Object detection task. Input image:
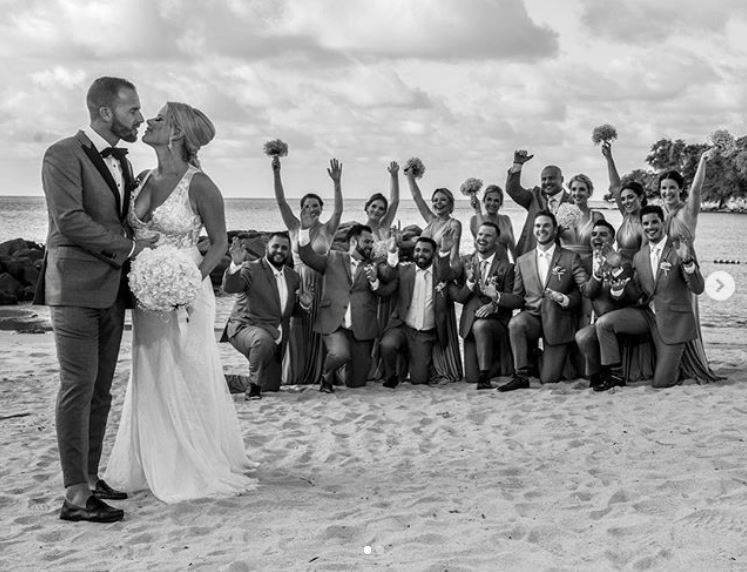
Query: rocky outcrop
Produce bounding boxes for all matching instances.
[0,239,44,304]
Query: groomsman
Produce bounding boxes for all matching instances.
[574,220,635,390]
[221,233,310,399]
[378,235,449,387]
[299,216,394,392]
[448,222,519,390]
[595,205,705,388]
[506,149,572,255]
[498,211,587,391]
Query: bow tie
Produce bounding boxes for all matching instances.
[100,147,128,160]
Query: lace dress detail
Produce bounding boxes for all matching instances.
[106,166,256,503]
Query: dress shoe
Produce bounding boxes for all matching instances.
[476,380,493,390]
[593,371,626,392]
[320,376,335,393]
[245,383,262,400]
[497,374,530,392]
[92,479,128,501]
[588,373,603,390]
[382,376,399,389]
[60,496,124,523]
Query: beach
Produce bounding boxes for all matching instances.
[1,292,746,570]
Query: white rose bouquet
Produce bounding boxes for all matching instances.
[128,245,202,313]
[403,157,426,179]
[707,129,737,157]
[459,177,483,197]
[555,202,583,230]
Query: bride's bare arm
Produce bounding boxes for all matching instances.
[272,156,300,231]
[380,161,400,229]
[190,173,228,279]
[602,142,625,214]
[406,171,435,222]
[324,158,343,237]
[686,151,709,229]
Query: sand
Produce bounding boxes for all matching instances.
[1,306,746,571]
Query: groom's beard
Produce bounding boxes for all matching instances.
[268,254,287,269]
[111,116,139,143]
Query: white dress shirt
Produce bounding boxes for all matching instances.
[271,264,288,344]
[648,235,668,314]
[536,243,556,286]
[405,265,435,331]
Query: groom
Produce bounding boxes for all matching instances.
[34,77,155,522]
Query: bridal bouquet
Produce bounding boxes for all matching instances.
[403,157,426,179]
[263,139,289,157]
[555,202,583,230]
[707,129,737,156]
[591,124,618,145]
[459,177,483,197]
[128,245,202,313]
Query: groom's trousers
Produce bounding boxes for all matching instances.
[50,297,126,488]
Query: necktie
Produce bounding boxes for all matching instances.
[651,245,661,278]
[480,260,490,287]
[101,147,129,160]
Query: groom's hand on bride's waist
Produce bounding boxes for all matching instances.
[132,235,159,257]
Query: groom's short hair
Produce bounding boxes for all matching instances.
[86,77,136,118]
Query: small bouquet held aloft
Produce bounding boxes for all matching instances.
[459,177,483,197]
[707,129,737,157]
[403,157,426,179]
[555,202,583,230]
[263,139,289,157]
[592,124,618,145]
[128,245,202,313]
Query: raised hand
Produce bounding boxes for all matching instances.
[300,209,315,230]
[440,226,457,254]
[601,141,612,159]
[513,149,534,165]
[327,158,342,183]
[387,161,399,175]
[592,248,605,277]
[271,156,281,172]
[387,227,400,253]
[228,236,251,265]
[364,263,378,284]
[470,193,481,213]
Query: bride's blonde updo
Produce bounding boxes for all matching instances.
[165,102,215,168]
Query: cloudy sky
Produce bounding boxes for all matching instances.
[2,0,746,199]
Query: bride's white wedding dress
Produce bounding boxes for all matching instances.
[105,165,256,503]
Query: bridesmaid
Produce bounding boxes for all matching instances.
[658,152,720,383]
[602,141,646,260]
[560,173,605,264]
[405,168,463,383]
[272,155,343,385]
[468,184,516,262]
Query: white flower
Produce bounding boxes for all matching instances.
[555,202,583,230]
[128,245,202,313]
[459,177,483,197]
[707,129,737,156]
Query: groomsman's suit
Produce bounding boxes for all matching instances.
[508,244,587,383]
[506,167,572,255]
[222,256,304,393]
[596,236,704,388]
[379,252,450,385]
[575,258,635,379]
[299,240,394,388]
[449,252,518,382]
[34,127,137,492]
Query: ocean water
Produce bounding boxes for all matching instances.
[1,195,745,338]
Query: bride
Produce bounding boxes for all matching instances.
[105,102,256,503]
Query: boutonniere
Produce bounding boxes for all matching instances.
[489,275,502,287]
[435,281,447,296]
[551,265,566,279]
[659,261,672,276]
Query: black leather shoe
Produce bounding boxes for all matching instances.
[60,496,124,523]
[92,479,127,501]
[497,374,530,392]
[588,373,603,390]
[476,381,493,390]
[382,376,399,389]
[245,383,262,400]
[320,377,335,393]
[593,372,626,392]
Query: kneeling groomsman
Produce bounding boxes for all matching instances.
[379,234,450,388]
[448,222,518,390]
[222,233,311,399]
[499,210,587,391]
[574,220,635,391]
[595,205,704,388]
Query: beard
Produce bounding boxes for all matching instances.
[268,253,288,268]
[111,115,139,143]
[356,245,372,260]
[415,256,433,269]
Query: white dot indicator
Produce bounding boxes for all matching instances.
[363,546,372,555]
[705,271,736,302]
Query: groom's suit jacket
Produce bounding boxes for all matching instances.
[511,246,587,345]
[616,241,704,345]
[34,130,135,308]
[220,257,303,345]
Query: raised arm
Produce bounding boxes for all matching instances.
[297,210,328,274]
[602,142,624,214]
[684,152,708,231]
[505,149,534,210]
[380,161,400,228]
[272,156,300,231]
[323,158,343,236]
[190,173,228,279]
[468,194,482,237]
[405,170,435,222]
